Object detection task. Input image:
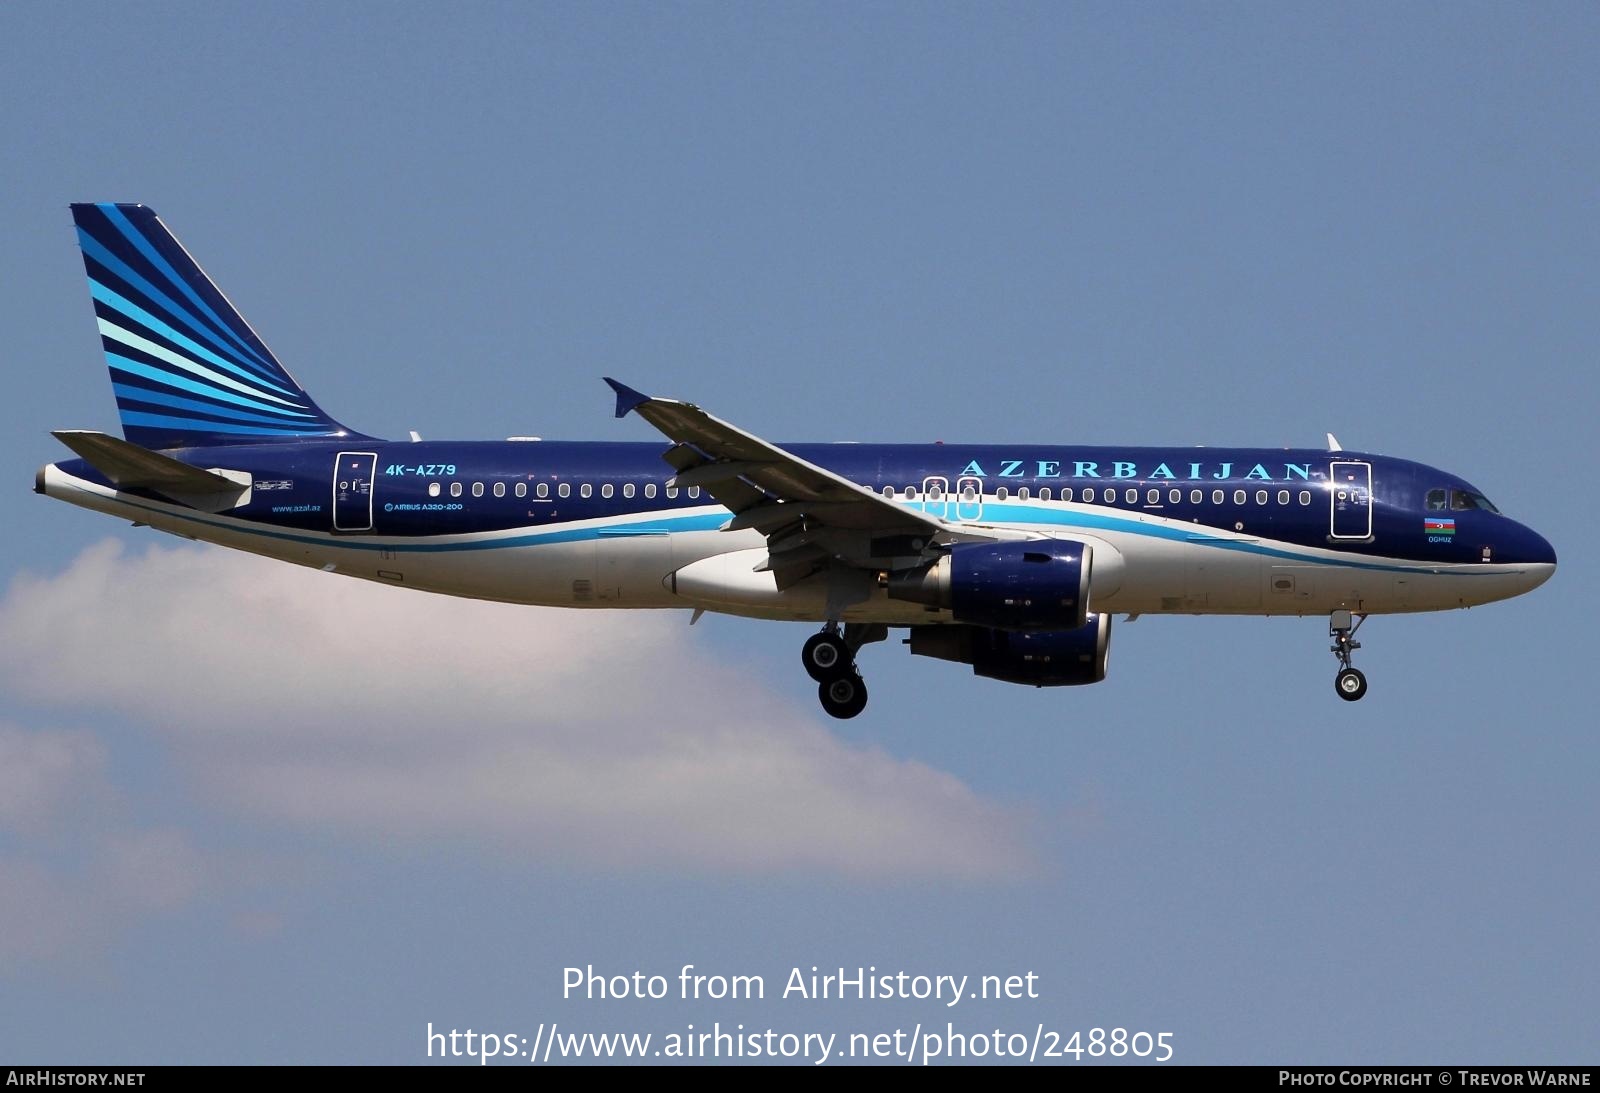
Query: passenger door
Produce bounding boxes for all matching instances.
[332,452,377,532]
[1329,461,1372,540]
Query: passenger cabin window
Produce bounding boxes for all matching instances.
[1124,488,1137,504]
[1018,487,1031,501]
[666,486,678,498]
[493,481,505,498]
[1299,490,1311,505]
[644,483,656,499]
[623,483,635,498]
[1169,489,1181,504]
[1212,490,1223,504]
[450,482,463,498]
[428,482,441,498]
[472,482,485,498]
[1061,487,1073,502]
[1038,487,1051,501]
[1255,490,1267,505]
[534,483,546,499]
[580,484,592,499]
[1233,490,1246,505]
[882,486,894,498]
[558,483,570,499]
[1190,489,1202,504]
[515,482,527,499]
[996,486,1009,501]
[601,484,613,499]
[688,486,701,499]
[1277,489,1289,504]
[1147,489,1160,505]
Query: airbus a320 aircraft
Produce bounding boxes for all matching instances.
[38,204,1557,718]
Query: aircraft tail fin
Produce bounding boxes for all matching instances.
[69,203,367,450]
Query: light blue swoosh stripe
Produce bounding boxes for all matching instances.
[974,502,1430,576]
[100,205,281,379]
[78,227,277,380]
[112,384,318,427]
[90,280,298,398]
[84,493,730,553]
[67,487,1512,579]
[119,410,332,438]
[106,353,313,417]
[99,319,306,409]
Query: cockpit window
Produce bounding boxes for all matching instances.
[1450,488,1499,514]
[1425,489,1448,511]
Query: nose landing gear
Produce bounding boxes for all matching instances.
[1329,609,1368,701]
[802,622,886,719]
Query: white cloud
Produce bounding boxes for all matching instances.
[0,540,1031,878]
[0,722,108,830]
[97,828,206,913]
[0,856,101,969]
[0,718,208,970]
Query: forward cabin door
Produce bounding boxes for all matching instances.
[333,451,377,532]
[1329,460,1372,540]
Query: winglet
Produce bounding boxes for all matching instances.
[604,377,651,419]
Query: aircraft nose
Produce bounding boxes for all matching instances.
[1514,523,1557,567]
[1501,521,1556,593]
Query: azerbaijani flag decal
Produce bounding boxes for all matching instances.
[1424,517,1456,536]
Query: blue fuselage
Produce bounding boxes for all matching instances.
[43,439,1556,623]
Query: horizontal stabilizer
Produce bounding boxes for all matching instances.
[53,430,245,500]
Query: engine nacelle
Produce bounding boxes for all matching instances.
[908,614,1113,687]
[886,540,1092,630]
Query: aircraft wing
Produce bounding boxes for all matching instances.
[605,379,1016,588]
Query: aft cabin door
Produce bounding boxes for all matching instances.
[1329,460,1372,540]
[333,452,377,532]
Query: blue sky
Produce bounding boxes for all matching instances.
[2,2,1596,1064]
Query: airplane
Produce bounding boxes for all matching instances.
[36,203,1557,719]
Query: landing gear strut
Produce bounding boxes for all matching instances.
[803,622,886,719]
[1329,609,1368,702]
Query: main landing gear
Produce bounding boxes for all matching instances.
[802,623,886,720]
[1329,609,1369,702]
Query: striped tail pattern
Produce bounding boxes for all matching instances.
[70,203,363,450]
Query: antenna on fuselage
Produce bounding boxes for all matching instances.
[1326,432,1343,452]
